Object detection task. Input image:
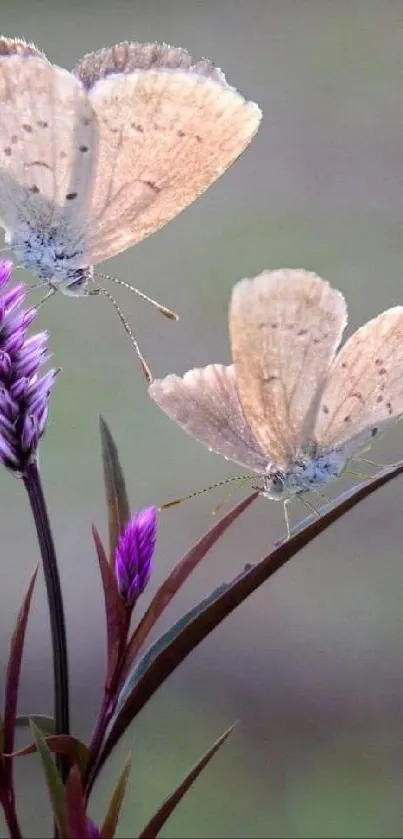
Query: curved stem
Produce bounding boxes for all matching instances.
[23,460,70,778]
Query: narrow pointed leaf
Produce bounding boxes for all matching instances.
[121,492,259,682]
[6,734,89,773]
[114,579,233,722]
[138,724,235,838]
[30,720,68,838]
[99,753,131,839]
[16,714,55,735]
[99,416,131,562]
[92,525,127,685]
[3,568,38,787]
[65,765,91,839]
[94,462,403,781]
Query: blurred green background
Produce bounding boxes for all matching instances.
[1,1,403,836]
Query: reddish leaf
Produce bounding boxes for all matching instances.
[99,753,131,838]
[65,765,91,839]
[99,416,131,563]
[121,491,259,682]
[2,567,38,786]
[6,734,89,774]
[138,724,235,838]
[94,461,403,781]
[93,526,127,685]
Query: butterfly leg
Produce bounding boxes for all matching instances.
[89,286,153,383]
[35,285,57,310]
[283,499,292,540]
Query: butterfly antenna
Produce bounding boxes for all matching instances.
[159,474,255,511]
[92,284,153,384]
[96,271,179,321]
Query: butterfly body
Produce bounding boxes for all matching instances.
[260,448,347,501]
[5,223,92,294]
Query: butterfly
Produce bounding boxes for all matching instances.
[148,268,403,536]
[0,37,261,371]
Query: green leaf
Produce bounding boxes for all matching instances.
[138,724,235,838]
[29,719,68,838]
[16,714,55,736]
[121,491,259,681]
[100,753,132,839]
[99,416,131,562]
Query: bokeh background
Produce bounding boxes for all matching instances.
[1,1,403,836]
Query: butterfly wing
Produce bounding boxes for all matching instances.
[229,269,348,468]
[148,363,269,472]
[72,42,261,264]
[0,48,97,238]
[314,307,403,457]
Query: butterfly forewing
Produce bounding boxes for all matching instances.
[229,269,347,467]
[75,55,261,264]
[315,306,403,457]
[148,363,269,472]
[0,54,98,235]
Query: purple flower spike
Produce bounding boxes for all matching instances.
[0,261,58,474]
[115,507,157,608]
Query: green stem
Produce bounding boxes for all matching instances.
[23,460,70,780]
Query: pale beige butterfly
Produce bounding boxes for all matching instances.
[0,37,261,373]
[149,269,403,537]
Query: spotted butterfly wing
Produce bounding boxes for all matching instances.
[314,306,403,458]
[229,269,347,468]
[72,42,262,265]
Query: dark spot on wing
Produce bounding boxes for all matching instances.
[376,394,383,403]
[351,391,363,402]
[177,129,186,138]
[195,135,202,143]
[11,135,17,144]
[378,367,387,376]
[141,180,161,194]
[29,185,40,194]
[343,415,351,423]
[22,123,33,133]
[60,151,67,159]
[131,122,144,133]
[341,362,347,369]
[271,323,278,329]
[297,328,308,336]
[371,427,378,437]
[82,117,92,126]
[4,147,11,156]
[322,404,329,414]
[263,375,279,384]
[375,358,383,366]
[386,401,393,415]
[79,145,89,152]
[313,337,321,344]
[66,192,77,200]
[37,120,48,128]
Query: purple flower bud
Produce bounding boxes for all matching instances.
[115,507,157,608]
[0,261,58,474]
[86,819,100,838]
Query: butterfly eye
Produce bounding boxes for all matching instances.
[261,473,285,500]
